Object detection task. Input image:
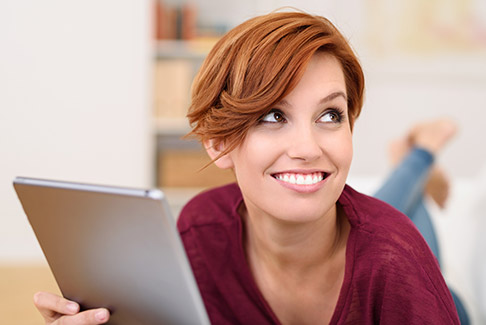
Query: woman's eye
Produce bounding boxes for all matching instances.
[318,110,342,123]
[261,110,285,123]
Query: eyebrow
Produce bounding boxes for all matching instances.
[277,91,347,107]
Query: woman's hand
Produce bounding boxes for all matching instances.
[34,292,110,324]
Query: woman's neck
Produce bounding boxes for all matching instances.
[240,202,349,275]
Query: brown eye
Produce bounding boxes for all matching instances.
[318,110,343,123]
[261,110,286,123]
[273,112,284,122]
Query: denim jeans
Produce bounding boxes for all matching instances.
[374,147,470,324]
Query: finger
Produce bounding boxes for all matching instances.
[34,291,79,321]
[57,308,110,325]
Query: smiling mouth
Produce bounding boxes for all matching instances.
[272,172,327,185]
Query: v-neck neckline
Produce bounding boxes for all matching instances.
[231,185,358,324]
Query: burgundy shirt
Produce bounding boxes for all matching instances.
[177,183,459,324]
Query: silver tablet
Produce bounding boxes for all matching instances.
[13,177,210,325]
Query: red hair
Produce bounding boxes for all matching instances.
[187,11,365,156]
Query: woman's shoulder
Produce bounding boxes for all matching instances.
[340,184,419,238]
[340,185,438,273]
[338,186,459,324]
[177,182,242,233]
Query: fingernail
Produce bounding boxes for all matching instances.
[67,302,78,313]
[96,310,108,321]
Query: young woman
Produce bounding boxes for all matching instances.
[34,11,460,324]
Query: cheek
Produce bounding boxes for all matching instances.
[326,132,353,169]
[230,133,276,175]
[343,137,353,166]
[239,131,280,160]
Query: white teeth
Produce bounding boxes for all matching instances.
[296,175,305,185]
[275,172,324,185]
[304,175,313,185]
[289,174,296,184]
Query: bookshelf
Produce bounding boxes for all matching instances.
[155,39,211,60]
[152,2,235,191]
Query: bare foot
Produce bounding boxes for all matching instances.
[410,118,458,154]
[387,118,458,209]
[425,167,450,209]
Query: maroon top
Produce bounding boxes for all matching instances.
[177,183,459,324]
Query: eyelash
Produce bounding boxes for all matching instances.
[321,108,344,123]
[259,108,345,124]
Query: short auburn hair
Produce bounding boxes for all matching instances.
[187,11,364,156]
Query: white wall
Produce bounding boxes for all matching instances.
[0,0,152,261]
[352,56,486,178]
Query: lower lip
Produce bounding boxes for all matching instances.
[273,176,328,193]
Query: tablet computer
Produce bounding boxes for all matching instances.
[13,176,210,325]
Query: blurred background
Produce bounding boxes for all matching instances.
[1,0,485,323]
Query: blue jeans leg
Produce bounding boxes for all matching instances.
[407,199,441,266]
[450,287,470,325]
[374,147,433,215]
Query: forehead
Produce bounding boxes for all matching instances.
[306,52,345,83]
[280,52,347,102]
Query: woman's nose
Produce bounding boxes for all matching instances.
[286,126,322,162]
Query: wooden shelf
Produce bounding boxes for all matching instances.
[153,37,222,189]
[153,117,191,136]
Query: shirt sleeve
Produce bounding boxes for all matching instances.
[375,239,460,324]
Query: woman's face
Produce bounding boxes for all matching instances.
[216,52,353,224]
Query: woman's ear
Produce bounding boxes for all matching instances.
[204,139,234,169]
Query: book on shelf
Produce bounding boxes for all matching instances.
[154,59,192,119]
[154,0,197,41]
